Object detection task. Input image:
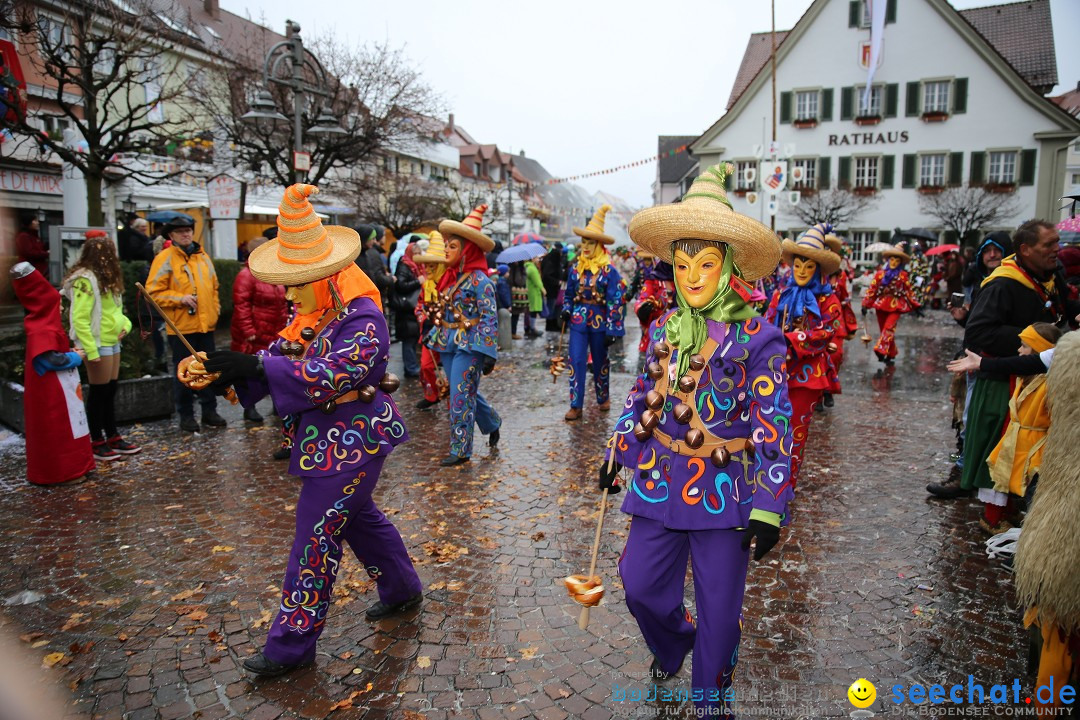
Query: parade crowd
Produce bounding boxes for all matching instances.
[10,163,1080,715]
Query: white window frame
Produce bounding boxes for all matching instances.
[919,153,946,188]
[856,84,883,117]
[795,90,819,121]
[735,160,756,191]
[850,230,877,266]
[923,80,951,114]
[792,158,817,189]
[854,156,880,189]
[987,150,1018,185]
[37,15,72,63]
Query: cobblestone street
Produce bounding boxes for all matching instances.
[0,313,1030,720]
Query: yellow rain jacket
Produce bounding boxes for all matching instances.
[987,374,1049,497]
[145,243,220,335]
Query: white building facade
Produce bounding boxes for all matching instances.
[691,0,1080,264]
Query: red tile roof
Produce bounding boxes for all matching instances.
[726,31,790,111]
[958,0,1058,94]
[1051,85,1080,118]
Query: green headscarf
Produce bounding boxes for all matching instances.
[665,244,759,378]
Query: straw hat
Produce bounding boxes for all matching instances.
[823,232,844,256]
[248,184,361,285]
[882,243,911,263]
[573,205,615,244]
[440,205,495,253]
[781,223,841,277]
[414,230,447,264]
[628,163,780,282]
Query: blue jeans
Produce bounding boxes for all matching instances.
[168,332,217,419]
[400,339,420,376]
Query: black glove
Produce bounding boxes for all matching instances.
[482,356,496,376]
[598,460,623,494]
[861,306,869,317]
[605,335,618,347]
[203,351,260,386]
[740,520,780,561]
[561,310,572,326]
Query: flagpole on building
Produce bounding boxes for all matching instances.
[770,0,777,232]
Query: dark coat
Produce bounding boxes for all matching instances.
[230,267,288,354]
[357,247,392,302]
[118,228,153,262]
[393,260,422,340]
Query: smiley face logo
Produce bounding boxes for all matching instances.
[848,678,876,709]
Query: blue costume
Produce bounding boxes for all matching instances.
[565,263,625,409]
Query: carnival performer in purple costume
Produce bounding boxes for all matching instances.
[203,184,422,677]
[602,164,793,717]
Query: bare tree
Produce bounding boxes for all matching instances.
[353,171,450,239]
[917,184,1022,241]
[201,34,442,189]
[788,188,879,228]
[0,0,199,224]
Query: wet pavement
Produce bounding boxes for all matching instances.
[0,311,1032,719]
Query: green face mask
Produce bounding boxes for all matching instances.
[665,244,759,378]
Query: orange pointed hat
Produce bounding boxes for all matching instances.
[248,184,361,285]
[439,204,495,253]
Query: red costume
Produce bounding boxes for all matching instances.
[12,266,95,484]
[826,269,859,393]
[230,266,288,354]
[861,255,920,363]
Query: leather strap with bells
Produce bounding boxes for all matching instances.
[638,335,753,468]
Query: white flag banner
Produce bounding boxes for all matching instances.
[861,0,887,114]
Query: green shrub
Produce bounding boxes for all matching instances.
[213,259,242,320]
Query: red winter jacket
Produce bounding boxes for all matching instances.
[230,266,288,354]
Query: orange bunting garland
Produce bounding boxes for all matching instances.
[546,145,688,185]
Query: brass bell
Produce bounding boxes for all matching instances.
[645,390,665,411]
[653,340,671,358]
[647,362,664,380]
[379,373,401,393]
[300,327,316,342]
[744,444,756,461]
[673,403,692,425]
[640,409,659,431]
[684,428,705,449]
[678,375,697,394]
[358,385,377,403]
[633,422,652,442]
[282,341,304,358]
[688,354,706,372]
[711,447,731,468]
[320,399,336,415]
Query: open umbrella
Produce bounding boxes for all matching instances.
[924,243,960,256]
[1057,216,1080,233]
[512,231,546,245]
[864,242,896,254]
[901,227,939,242]
[496,243,546,264]
[146,210,194,224]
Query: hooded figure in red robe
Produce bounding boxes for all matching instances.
[11,262,95,484]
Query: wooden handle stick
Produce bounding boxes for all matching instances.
[578,445,617,630]
[136,283,200,357]
[552,320,568,384]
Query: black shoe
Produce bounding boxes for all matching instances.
[525,330,543,339]
[202,411,227,427]
[439,454,470,467]
[649,655,683,682]
[415,398,439,410]
[179,416,199,433]
[926,465,972,499]
[366,592,423,620]
[814,401,825,413]
[489,428,500,448]
[244,407,264,423]
[242,650,306,678]
[884,357,895,366]
[272,446,291,461]
[823,392,834,408]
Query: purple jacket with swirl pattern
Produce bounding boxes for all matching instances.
[237,296,408,478]
[612,310,794,531]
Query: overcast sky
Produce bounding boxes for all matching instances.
[220,0,1079,208]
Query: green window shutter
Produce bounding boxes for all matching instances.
[884,84,899,118]
[953,78,968,114]
[906,81,921,117]
[849,0,860,27]
[780,92,792,124]
[878,230,892,245]
[881,155,895,189]
[885,0,897,23]
[817,157,831,189]
[841,87,854,121]
[821,88,834,122]
[970,152,986,185]
[838,156,852,189]
[724,166,735,191]
[1019,148,1037,186]
[948,152,964,186]
[902,154,917,188]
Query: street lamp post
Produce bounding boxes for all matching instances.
[241,20,347,185]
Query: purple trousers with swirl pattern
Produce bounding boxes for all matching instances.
[263,458,423,665]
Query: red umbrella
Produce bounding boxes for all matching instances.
[925,244,960,256]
